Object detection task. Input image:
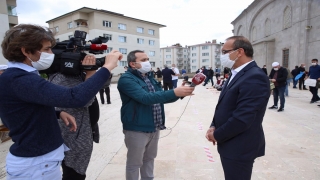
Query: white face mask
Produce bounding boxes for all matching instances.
[273,68,279,71]
[136,61,151,74]
[220,50,238,69]
[28,52,55,70]
[312,63,317,66]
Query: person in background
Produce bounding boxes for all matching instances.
[162,65,175,90]
[181,68,186,78]
[291,65,299,88]
[298,63,308,90]
[215,67,221,80]
[268,62,288,112]
[99,73,113,104]
[155,67,162,83]
[307,59,320,104]
[285,67,293,96]
[0,24,121,179]
[203,66,214,86]
[171,64,180,88]
[262,65,267,75]
[117,50,194,180]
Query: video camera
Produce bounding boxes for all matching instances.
[39,30,108,76]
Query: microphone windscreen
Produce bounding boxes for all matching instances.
[90,44,108,50]
[191,73,206,85]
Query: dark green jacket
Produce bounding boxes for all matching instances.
[117,68,179,132]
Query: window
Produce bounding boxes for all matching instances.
[149,51,155,56]
[148,29,155,35]
[149,40,155,46]
[184,49,187,52]
[137,38,144,44]
[202,46,208,50]
[119,61,127,66]
[118,23,126,30]
[202,59,209,63]
[192,66,196,69]
[166,55,171,58]
[119,36,127,43]
[103,34,112,41]
[103,20,112,27]
[137,27,144,33]
[283,6,292,29]
[282,49,289,68]
[67,22,73,29]
[166,61,171,64]
[192,53,196,57]
[119,48,127,54]
[202,53,209,56]
[166,49,171,52]
[54,26,59,33]
[7,5,17,16]
[192,47,196,50]
[192,59,196,63]
[184,55,187,58]
[104,47,113,54]
[55,38,60,42]
[68,35,73,39]
[150,62,155,67]
[265,19,271,37]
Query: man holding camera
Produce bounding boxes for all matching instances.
[117,50,194,180]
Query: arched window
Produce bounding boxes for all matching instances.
[252,26,257,41]
[265,18,271,36]
[283,6,292,29]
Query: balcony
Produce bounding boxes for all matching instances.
[177,52,183,55]
[177,63,184,67]
[177,58,183,61]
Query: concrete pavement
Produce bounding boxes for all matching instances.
[0,81,320,180]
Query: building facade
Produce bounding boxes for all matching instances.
[160,44,189,72]
[231,0,320,72]
[0,0,18,64]
[47,7,165,75]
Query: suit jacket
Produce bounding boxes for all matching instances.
[269,67,288,87]
[210,61,269,161]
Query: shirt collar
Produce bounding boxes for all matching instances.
[232,60,254,75]
[7,61,39,75]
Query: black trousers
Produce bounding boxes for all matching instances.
[309,86,320,101]
[163,81,173,91]
[99,87,110,104]
[299,79,306,89]
[220,156,254,180]
[62,160,86,180]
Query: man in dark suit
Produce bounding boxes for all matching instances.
[161,65,176,90]
[268,62,288,112]
[205,36,269,180]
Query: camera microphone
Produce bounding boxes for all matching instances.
[88,44,108,51]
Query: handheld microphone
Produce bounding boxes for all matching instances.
[189,73,206,87]
[88,44,108,51]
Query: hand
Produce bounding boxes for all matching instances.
[173,85,195,97]
[60,111,77,132]
[206,127,216,145]
[318,78,320,81]
[103,50,123,71]
[271,79,276,83]
[82,55,96,66]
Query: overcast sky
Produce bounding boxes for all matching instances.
[16,0,254,47]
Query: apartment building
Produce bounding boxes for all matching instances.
[160,44,189,72]
[0,0,18,64]
[188,40,222,73]
[46,7,165,75]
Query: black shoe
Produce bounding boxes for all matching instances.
[277,108,284,112]
[303,88,308,90]
[101,102,104,104]
[318,105,320,107]
[268,105,278,109]
[310,101,316,104]
[107,102,111,104]
[293,87,297,89]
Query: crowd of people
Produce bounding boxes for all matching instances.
[0,24,319,180]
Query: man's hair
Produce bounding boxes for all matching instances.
[226,36,253,58]
[1,24,56,62]
[295,65,298,68]
[127,50,144,67]
[312,59,318,62]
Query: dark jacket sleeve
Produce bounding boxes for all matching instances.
[276,68,288,83]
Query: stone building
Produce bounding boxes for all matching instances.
[231,0,320,72]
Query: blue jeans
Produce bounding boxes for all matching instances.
[172,79,178,89]
[285,79,291,96]
[204,77,214,86]
[293,78,298,88]
[273,86,286,108]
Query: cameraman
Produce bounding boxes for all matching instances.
[0,24,122,179]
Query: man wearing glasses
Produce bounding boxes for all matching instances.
[205,36,269,180]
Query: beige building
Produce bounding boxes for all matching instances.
[46,7,165,75]
[0,0,18,64]
[160,44,189,72]
[188,40,222,73]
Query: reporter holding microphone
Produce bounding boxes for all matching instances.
[0,24,122,179]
